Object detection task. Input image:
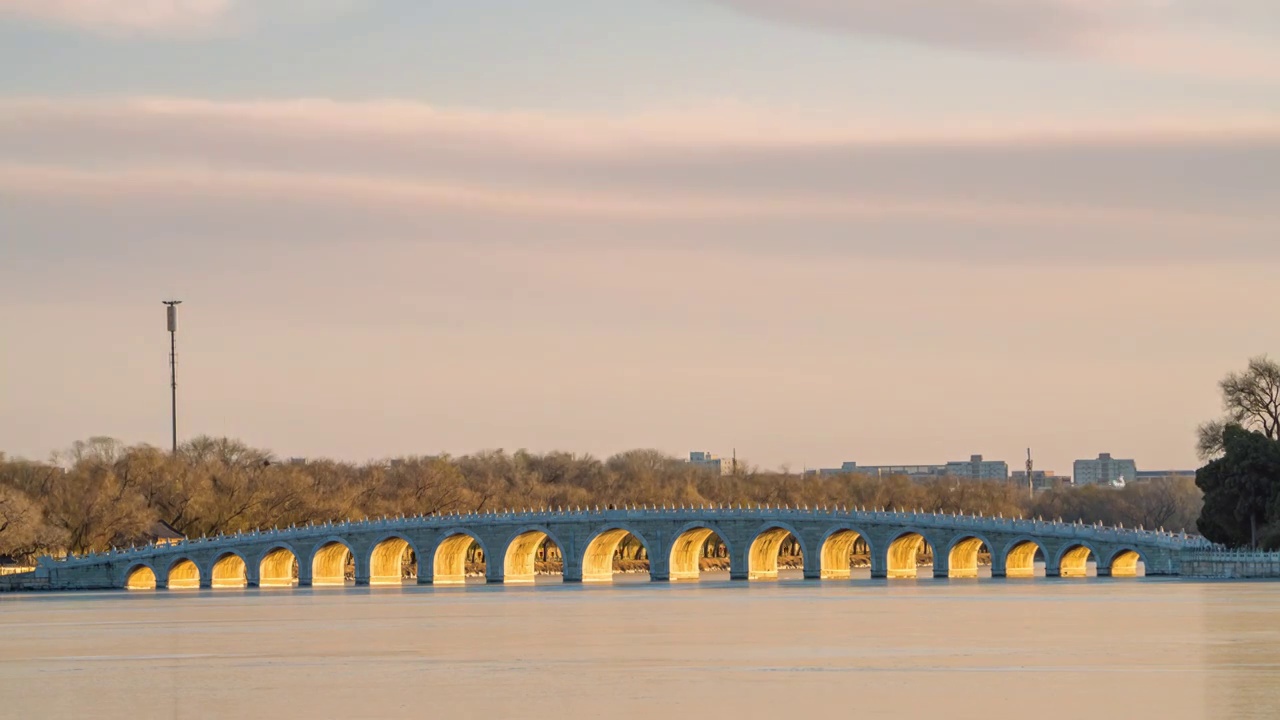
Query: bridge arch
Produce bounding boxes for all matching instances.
[668,521,732,581]
[124,563,158,590]
[748,522,808,581]
[819,525,873,580]
[212,550,248,588]
[582,524,651,583]
[1002,537,1045,578]
[886,530,933,579]
[1107,547,1147,578]
[1056,542,1100,578]
[432,530,488,586]
[503,526,565,584]
[257,543,300,587]
[368,534,419,585]
[946,533,995,579]
[166,556,201,589]
[309,537,356,586]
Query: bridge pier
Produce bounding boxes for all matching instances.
[562,557,584,583]
[485,563,504,584]
[931,551,951,579]
[802,552,822,581]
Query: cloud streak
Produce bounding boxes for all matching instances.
[709,0,1280,79]
[2,96,1277,263]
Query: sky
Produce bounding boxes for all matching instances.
[2,1,1279,474]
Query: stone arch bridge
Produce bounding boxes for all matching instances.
[33,506,1209,591]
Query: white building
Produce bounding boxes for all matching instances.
[689,451,732,475]
[1073,453,1138,487]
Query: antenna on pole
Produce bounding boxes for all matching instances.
[1026,448,1034,500]
[163,300,182,453]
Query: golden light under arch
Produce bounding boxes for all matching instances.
[369,536,416,585]
[124,564,156,590]
[668,525,727,581]
[886,532,932,579]
[433,532,485,585]
[503,529,561,584]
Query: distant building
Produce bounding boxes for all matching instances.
[807,462,947,480]
[808,455,1008,482]
[943,454,1009,481]
[1010,469,1070,491]
[689,451,732,475]
[1073,453,1138,487]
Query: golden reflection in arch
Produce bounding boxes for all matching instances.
[125,565,157,590]
[434,533,483,585]
[311,541,353,586]
[669,527,724,581]
[504,531,560,584]
[212,553,247,588]
[167,558,200,589]
[582,528,645,583]
[1006,541,1042,578]
[887,533,931,579]
[259,547,299,587]
[748,527,800,581]
[947,537,988,579]
[819,529,864,580]
[1060,545,1093,578]
[1110,549,1143,578]
[370,537,415,585]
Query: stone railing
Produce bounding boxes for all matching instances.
[1178,548,1280,579]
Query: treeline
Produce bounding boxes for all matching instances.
[0,436,1203,563]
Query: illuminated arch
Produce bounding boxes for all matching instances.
[503,527,564,584]
[167,557,200,589]
[310,539,355,586]
[124,563,157,590]
[668,522,731,581]
[819,527,871,580]
[369,535,418,585]
[1056,542,1099,578]
[258,544,299,587]
[432,531,487,585]
[1108,547,1146,578]
[1003,538,1044,578]
[582,525,651,583]
[212,551,248,588]
[887,531,932,579]
[747,523,807,581]
[946,534,993,579]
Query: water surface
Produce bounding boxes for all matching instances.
[2,574,1277,719]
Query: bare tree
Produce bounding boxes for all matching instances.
[1198,356,1280,458]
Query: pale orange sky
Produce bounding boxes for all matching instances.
[3,2,1278,473]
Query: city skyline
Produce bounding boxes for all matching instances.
[3,1,1278,474]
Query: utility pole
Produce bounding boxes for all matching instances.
[163,300,182,453]
[1026,448,1034,500]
